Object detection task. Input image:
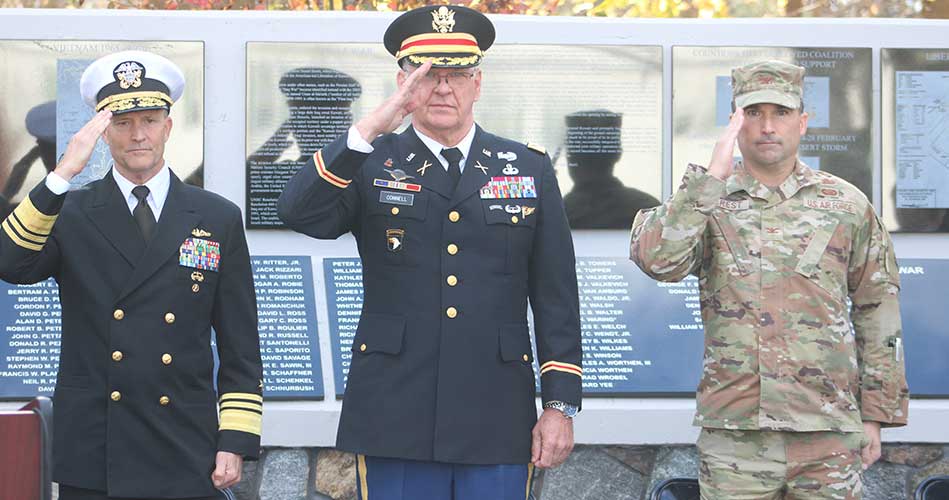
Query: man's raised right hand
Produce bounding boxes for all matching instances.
[354,61,432,142]
[53,109,112,182]
[707,107,743,181]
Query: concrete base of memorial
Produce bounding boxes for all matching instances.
[52,443,949,500]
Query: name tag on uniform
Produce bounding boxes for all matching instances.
[379,190,414,206]
[179,238,221,272]
[805,198,856,214]
[373,178,422,192]
[718,198,750,211]
[479,176,537,199]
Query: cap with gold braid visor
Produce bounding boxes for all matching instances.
[80,50,184,115]
[384,5,495,69]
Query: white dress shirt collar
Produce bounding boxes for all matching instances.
[414,124,477,172]
[112,164,171,221]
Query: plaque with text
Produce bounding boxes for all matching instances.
[0,40,205,214]
[246,43,662,230]
[0,256,323,400]
[881,48,949,232]
[321,257,949,397]
[323,257,705,396]
[672,46,872,201]
[252,256,324,399]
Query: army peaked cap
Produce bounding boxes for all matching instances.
[384,5,495,69]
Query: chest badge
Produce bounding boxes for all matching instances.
[482,148,491,157]
[416,160,432,176]
[474,161,489,175]
[497,151,517,162]
[502,164,519,175]
[385,168,414,181]
[191,228,211,238]
[405,153,416,162]
[386,229,404,252]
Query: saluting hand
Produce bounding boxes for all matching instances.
[211,450,243,489]
[53,109,113,182]
[354,61,433,142]
[531,408,575,469]
[707,107,744,181]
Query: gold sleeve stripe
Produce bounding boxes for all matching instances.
[540,361,582,377]
[400,32,478,46]
[13,197,57,235]
[3,219,44,251]
[219,408,262,436]
[219,392,263,403]
[357,454,369,500]
[524,463,535,500]
[313,150,351,189]
[220,400,263,413]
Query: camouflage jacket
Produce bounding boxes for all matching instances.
[630,161,909,432]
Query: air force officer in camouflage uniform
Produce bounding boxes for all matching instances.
[630,61,908,499]
[279,6,582,499]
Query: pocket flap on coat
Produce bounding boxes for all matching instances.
[352,312,406,355]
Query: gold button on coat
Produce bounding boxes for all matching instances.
[112,351,123,362]
[391,207,400,215]
[159,396,170,406]
[511,216,519,224]
[113,309,124,320]
[162,354,172,365]
[522,354,529,362]
[359,344,367,352]
[446,307,457,318]
[110,391,121,402]
[447,244,458,255]
[164,312,175,324]
[448,211,460,222]
[446,275,458,286]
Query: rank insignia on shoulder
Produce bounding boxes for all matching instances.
[191,228,211,238]
[179,238,221,272]
[386,228,404,252]
[479,176,537,199]
[526,142,546,155]
[374,178,422,192]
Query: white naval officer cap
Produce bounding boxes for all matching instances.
[79,50,185,115]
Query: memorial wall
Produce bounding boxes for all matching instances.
[0,12,947,443]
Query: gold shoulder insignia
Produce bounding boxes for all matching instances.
[526,142,546,155]
[192,228,212,238]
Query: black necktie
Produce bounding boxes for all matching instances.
[441,147,463,190]
[132,185,155,241]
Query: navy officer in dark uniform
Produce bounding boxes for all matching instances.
[278,5,582,499]
[0,51,262,499]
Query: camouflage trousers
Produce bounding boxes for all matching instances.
[697,428,864,500]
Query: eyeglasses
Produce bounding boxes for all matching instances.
[412,70,477,89]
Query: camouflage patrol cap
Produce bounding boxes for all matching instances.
[731,60,805,109]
